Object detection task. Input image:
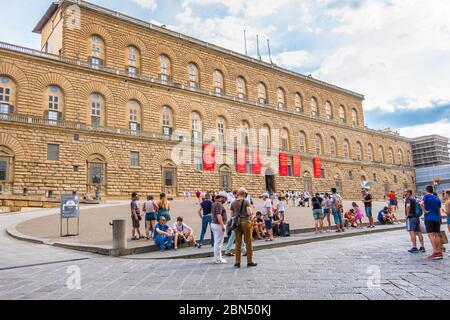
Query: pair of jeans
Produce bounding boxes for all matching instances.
[235,219,253,264]
[211,223,225,262]
[154,234,173,251]
[225,230,246,254]
[198,215,214,246]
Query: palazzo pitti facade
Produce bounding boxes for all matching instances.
[0,0,415,199]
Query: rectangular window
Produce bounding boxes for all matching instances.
[47,144,59,161]
[194,154,203,171]
[164,169,174,187]
[373,173,377,181]
[130,151,140,167]
[48,110,59,121]
[90,163,102,185]
[0,159,8,180]
[320,168,325,179]
[0,104,9,114]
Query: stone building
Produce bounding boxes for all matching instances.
[0,0,415,199]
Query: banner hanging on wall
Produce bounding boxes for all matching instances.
[279,152,288,176]
[237,147,247,173]
[293,155,301,177]
[313,157,322,178]
[252,149,262,174]
[203,144,215,171]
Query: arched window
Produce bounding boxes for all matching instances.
[213,70,224,95]
[159,54,171,82]
[295,93,303,113]
[339,105,346,123]
[325,101,333,120]
[367,144,374,161]
[281,128,289,150]
[89,93,105,127]
[237,76,247,100]
[351,108,358,126]
[258,82,267,104]
[329,137,337,157]
[299,131,307,153]
[260,124,271,150]
[241,120,250,146]
[0,76,16,114]
[44,85,64,121]
[126,45,140,74]
[388,147,394,164]
[277,87,286,110]
[378,146,385,163]
[315,134,322,155]
[343,139,350,159]
[311,97,318,118]
[191,111,202,142]
[398,149,404,166]
[162,105,173,136]
[89,34,105,67]
[188,63,199,89]
[355,141,362,160]
[127,100,141,131]
[216,116,226,143]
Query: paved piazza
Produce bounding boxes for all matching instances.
[1,209,450,300]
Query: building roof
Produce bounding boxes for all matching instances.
[33,0,365,100]
[411,134,449,142]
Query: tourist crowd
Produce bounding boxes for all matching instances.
[129,184,450,265]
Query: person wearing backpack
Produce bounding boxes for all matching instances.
[404,190,425,253]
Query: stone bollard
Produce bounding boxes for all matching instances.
[110,219,127,251]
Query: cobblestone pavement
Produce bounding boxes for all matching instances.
[1,211,450,300]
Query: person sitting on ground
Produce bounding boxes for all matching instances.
[154,216,174,252]
[352,202,364,229]
[377,207,394,225]
[344,209,357,228]
[172,216,195,250]
[252,211,265,240]
[272,209,282,237]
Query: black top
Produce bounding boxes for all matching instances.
[312,197,323,210]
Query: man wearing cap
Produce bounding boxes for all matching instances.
[230,187,257,268]
[211,191,228,263]
[261,192,274,241]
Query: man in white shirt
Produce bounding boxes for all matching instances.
[261,193,274,241]
[172,216,195,250]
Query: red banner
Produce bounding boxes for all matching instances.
[237,147,246,173]
[293,155,301,177]
[203,144,215,171]
[279,152,288,176]
[314,157,322,178]
[252,150,262,174]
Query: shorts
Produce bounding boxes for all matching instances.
[332,209,343,225]
[265,218,273,230]
[365,207,373,218]
[425,220,441,234]
[323,208,330,215]
[313,209,324,220]
[406,217,421,233]
[131,215,140,228]
[279,211,285,217]
[145,212,157,222]
[389,199,396,206]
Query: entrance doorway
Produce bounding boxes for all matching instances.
[265,168,275,192]
[303,171,312,193]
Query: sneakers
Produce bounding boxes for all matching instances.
[214,258,228,264]
[419,247,426,253]
[225,252,235,256]
[234,263,240,268]
[247,262,258,267]
[427,253,443,260]
[408,247,419,254]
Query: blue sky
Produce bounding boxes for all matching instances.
[1,0,449,138]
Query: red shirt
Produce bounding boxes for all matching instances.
[388,192,395,200]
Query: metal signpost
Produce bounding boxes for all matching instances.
[60,194,80,237]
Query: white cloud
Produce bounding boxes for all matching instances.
[130,0,157,11]
[398,119,450,140]
[272,50,315,69]
[314,0,450,111]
